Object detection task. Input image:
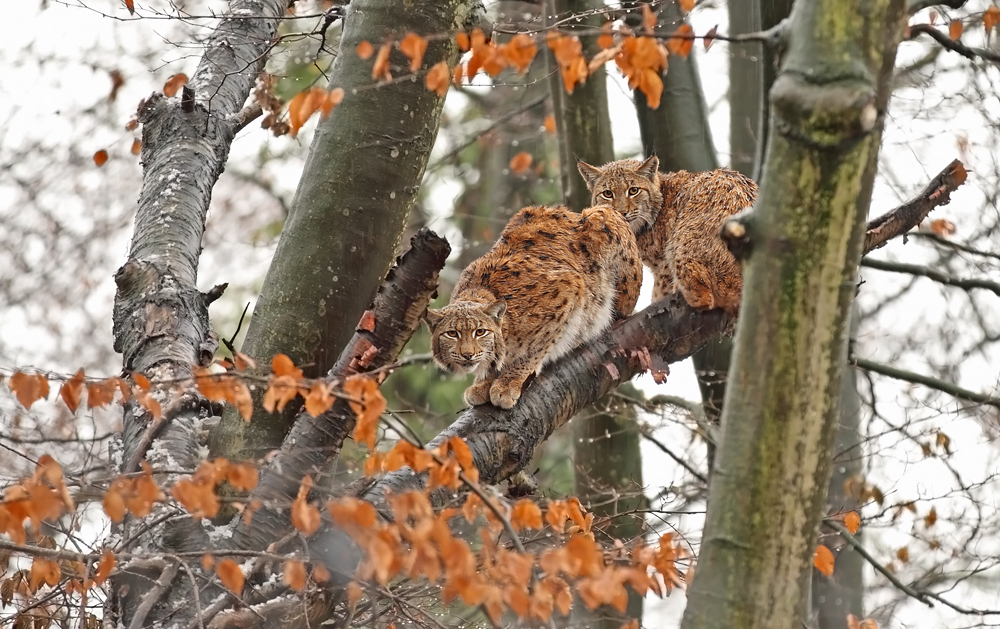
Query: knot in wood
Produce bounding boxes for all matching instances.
[771,73,878,148]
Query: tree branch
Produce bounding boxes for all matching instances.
[851,356,1000,409]
[862,158,967,253]
[907,0,967,15]
[908,23,1000,63]
[860,257,1000,297]
[232,229,450,554]
[128,560,181,629]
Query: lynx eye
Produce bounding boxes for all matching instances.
[443,331,459,339]
[474,328,489,337]
[601,190,613,199]
[628,187,640,196]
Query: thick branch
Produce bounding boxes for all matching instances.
[852,356,1000,408]
[232,229,450,555]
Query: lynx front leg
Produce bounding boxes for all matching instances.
[489,351,549,409]
[464,376,494,407]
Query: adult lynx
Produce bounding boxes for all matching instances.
[577,155,757,316]
[426,205,642,409]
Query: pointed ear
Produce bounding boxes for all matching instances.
[577,160,603,190]
[424,308,444,329]
[484,299,506,323]
[637,154,659,182]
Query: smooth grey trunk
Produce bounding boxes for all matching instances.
[107,0,289,625]
[729,0,764,176]
[754,0,796,181]
[680,0,907,626]
[210,0,482,463]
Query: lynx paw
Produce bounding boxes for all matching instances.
[464,381,492,406]
[489,380,522,409]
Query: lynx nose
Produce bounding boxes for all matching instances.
[461,352,474,360]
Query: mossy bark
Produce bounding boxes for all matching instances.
[680,0,907,627]
[209,0,482,463]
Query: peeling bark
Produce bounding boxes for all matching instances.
[107,0,290,625]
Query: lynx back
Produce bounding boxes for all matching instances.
[426,205,642,409]
[578,155,757,316]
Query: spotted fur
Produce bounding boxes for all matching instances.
[578,155,757,316]
[426,205,642,409]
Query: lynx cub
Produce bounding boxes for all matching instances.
[426,205,642,409]
[577,155,757,316]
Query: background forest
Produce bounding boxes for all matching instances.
[1,0,999,627]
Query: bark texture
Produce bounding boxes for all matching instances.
[108,0,290,625]
[210,0,483,463]
[680,0,909,627]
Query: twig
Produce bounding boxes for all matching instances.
[851,356,1000,409]
[232,102,264,134]
[909,23,1000,63]
[128,560,181,629]
[638,424,707,484]
[860,257,1000,297]
[907,0,968,15]
[429,95,548,172]
[908,231,1000,262]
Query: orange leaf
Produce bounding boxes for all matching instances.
[448,436,474,470]
[400,32,428,72]
[506,33,537,75]
[163,73,188,97]
[59,369,85,412]
[233,351,256,371]
[847,614,862,629]
[425,61,450,97]
[930,218,956,236]
[231,380,253,422]
[456,32,471,51]
[103,487,126,523]
[137,391,162,420]
[355,41,375,61]
[87,377,117,409]
[9,372,49,409]
[638,68,664,109]
[30,558,60,592]
[704,25,718,50]
[813,545,835,577]
[216,558,244,594]
[510,499,543,531]
[288,87,326,137]
[130,139,141,155]
[372,43,392,81]
[321,87,345,120]
[896,546,909,563]
[844,511,861,534]
[272,354,301,379]
[679,0,695,11]
[668,24,694,58]
[860,619,879,629]
[304,381,335,417]
[949,20,963,40]
[124,0,134,15]
[134,373,151,391]
[509,152,533,174]
[201,553,215,570]
[227,462,258,491]
[598,23,614,49]
[94,551,115,586]
[362,451,385,477]
[641,3,657,31]
[284,559,307,591]
[345,376,386,451]
[292,476,321,536]
[312,563,330,583]
[986,6,1000,34]
[93,150,109,167]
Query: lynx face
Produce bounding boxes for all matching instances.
[425,300,507,377]
[578,155,663,233]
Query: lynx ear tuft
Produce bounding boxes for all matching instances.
[424,308,444,329]
[484,299,506,323]
[577,160,603,190]
[637,154,659,182]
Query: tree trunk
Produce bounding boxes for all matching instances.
[729,0,763,176]
[754,0,797,181]
[680,0,907,626]
[107,0,291,625]
[209,0,482,463]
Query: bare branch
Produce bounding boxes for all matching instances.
[852,356,1000,409]
[909,23,1000,63]
[128,560,181,629]
[860,257,1000,297]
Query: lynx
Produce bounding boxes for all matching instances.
[426,205,642,409]
[577,155,757,316]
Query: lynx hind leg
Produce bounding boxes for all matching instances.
[464,377,493,407]
[581,206,643,318]
[671,256,718,312]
